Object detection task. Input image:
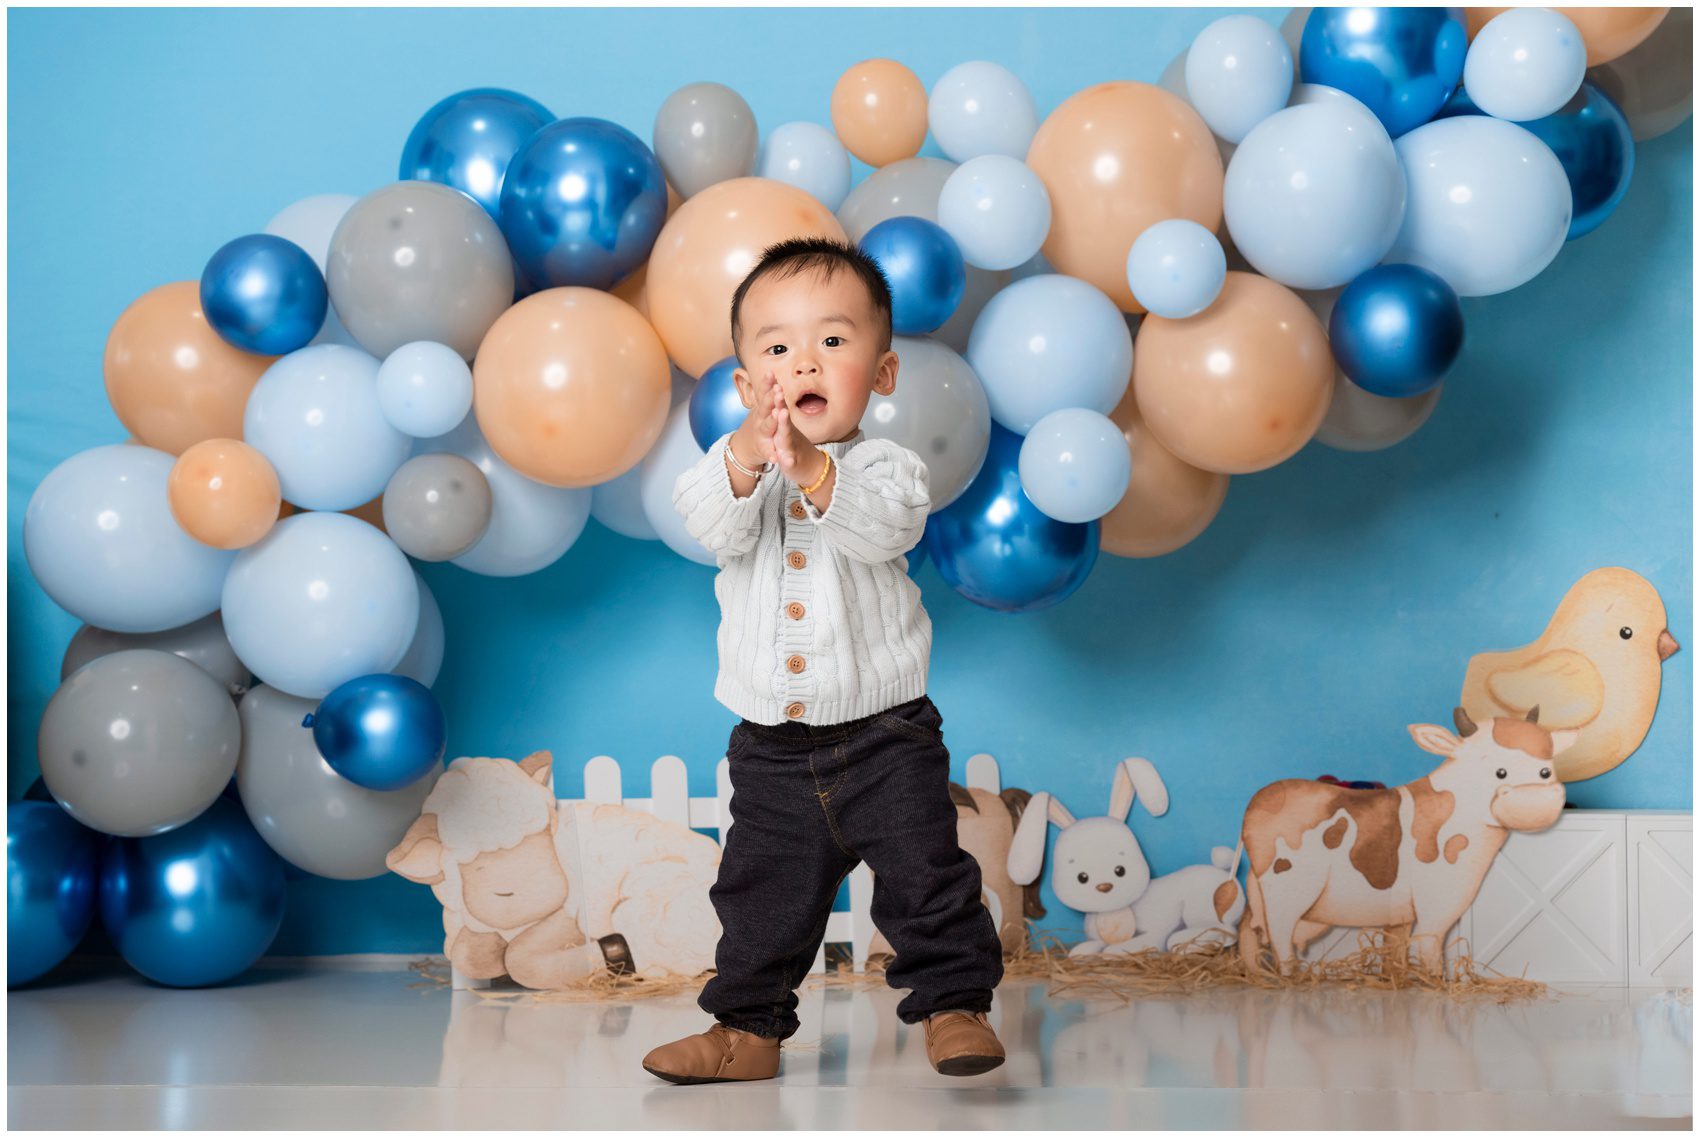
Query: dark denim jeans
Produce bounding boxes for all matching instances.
[698,694,1004,1040]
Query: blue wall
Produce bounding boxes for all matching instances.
[9,8,1691,955]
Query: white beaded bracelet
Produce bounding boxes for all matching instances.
[724,442,772,479]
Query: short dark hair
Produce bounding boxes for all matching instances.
[728,236,893,367]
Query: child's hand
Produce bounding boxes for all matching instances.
[733,372,779,469]
[769,382,826,488]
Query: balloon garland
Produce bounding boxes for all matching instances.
[13,9,1689,987]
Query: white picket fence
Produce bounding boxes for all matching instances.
[451,751,1004,990]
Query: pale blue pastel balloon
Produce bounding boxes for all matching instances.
[965,275,1132,435]
[638,402,717,566]
[756,122,852,212]
[221,512,419,700]
[243,344,413,511]
[1125,219,1227,318]
[24,445,235,634]
[1384,115,1571,297]
[1224,101,1406,290]
[590,460,660,541]
[927,61,1039,162]
[1017,408,1132,524]
[937,155,1052,271]
[376,342,474,438]
[1464,8,1587,123]
[1185,15,1295,143]
[418,415,592,577]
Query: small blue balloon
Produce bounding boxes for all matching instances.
[8,802,101,987]
[499,117,668,291]
[98,797,287,988]
[400,88,555,222]
[924,423,1098,613]
[688,357,748,451]
[860,216,967,335]
[1329,264,1464,398]
[1300,7,1468,138]
[200,235,328,356]
[1125,219,1227,319]
[310,674,446,792]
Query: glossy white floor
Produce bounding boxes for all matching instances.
[7,957,1691,1130]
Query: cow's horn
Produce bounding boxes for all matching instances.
[1526,704,1541,724]
[1453,707,1478,737]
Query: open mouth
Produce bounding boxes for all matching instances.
[796,393,829,415]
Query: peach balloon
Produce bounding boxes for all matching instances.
[1133,272,1333,475]
[103,281,277,455]
[167,439,282,550]
[473,287,672,487]
[645,176,848,377]
[1100,382,1229,558]
[1466,7,1667,65]
[1026,82,1224,314]
[831,59,929,167]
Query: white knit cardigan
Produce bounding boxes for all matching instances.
[672,428,933,726]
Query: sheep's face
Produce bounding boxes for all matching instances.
[460,830,570,928]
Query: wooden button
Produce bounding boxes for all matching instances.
[786,654,806,674]
[785,702,805,719]
[786,602,805,620]
[789,501,806,519]
[787,551,807,570]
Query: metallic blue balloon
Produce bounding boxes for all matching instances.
[1329,264,1464,398]
[1300,7,1467,138]
[8,802,101,987]
[860,216,967,335]
[498,117,668,291]
[923,423,1098,613]
[98,797,287,988]
[400,88,555,222]
[200,234,328,355]
[1436,84,1633,241]
[310,674,446,792]
[688,356,748,451]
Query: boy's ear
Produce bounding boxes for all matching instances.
[732,365,755,408]
[874,348,899,396]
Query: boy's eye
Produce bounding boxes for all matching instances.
[765,344,786,356]
[824,336,843,347]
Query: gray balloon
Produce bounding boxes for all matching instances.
[652,82,758,198]
[393,571,445,688]
[326,181,514,361]
[861,336,991,512]
[381,453,493,561]
[39,649,241,837]
[60,612,252,698]
[236,684,440,880]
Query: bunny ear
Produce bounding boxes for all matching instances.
[1111,758,1169,819]
[1048,797,1076,828]
[1008,791,1057,886]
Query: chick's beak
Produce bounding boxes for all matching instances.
[1657,629,1679,661]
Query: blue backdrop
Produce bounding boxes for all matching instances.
[8,7,1692,955]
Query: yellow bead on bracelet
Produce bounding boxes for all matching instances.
[801,450,833,497]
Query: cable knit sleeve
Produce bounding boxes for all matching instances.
[802,437,930,564]
[672,433,780,557]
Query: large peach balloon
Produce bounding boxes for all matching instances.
[473,287,672,487]
[831,59,929,167]
[1026,82,1224,314]
[1133,272,1333,475]
[1466,7,1667,66]
[1101,382,1229,558]
[104,281,277,455]
[645,177,847,377]
[167,439,282,550]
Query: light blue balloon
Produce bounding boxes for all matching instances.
[756,122,852,212]
[638,402,717,566]
[1224,101,1406,290]
[419,415,592,577]
[24,445,235,633]
[1186,16,1295,143]
[1125,219,1227,319]
[221,512,419,700]
[1463,8,1586,123]
[965,275,1132,435]
[376,341,474,438]
[591,460,660,541]
[927,61,1039,162]
[1017,408,1131,524]
[243,344,413,511]
[1383,115,1571,297]
[937,155,1052,271]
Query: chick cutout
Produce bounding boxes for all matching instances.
[1461,567,1679,783]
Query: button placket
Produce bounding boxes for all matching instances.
[778,488,817,719]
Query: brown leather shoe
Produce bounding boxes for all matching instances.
[642,1023,781,1085]
[923,1011,1005,1076]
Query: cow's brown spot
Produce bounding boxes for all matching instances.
[1244,780,1333,876]
[1272,858,1292,874]
[1409,777,1456,864]
[1491,717,1554,760]
[1444,834,1469,864]
[1343,789,1402,890]
[1214,879,1238,921]
[1322,817,1348,849]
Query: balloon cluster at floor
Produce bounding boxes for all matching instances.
[13,7,1689,987]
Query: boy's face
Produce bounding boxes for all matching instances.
[733,266,899,445]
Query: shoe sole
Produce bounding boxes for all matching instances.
[642,1063,775,1086]
[933,1053,1006,1077]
